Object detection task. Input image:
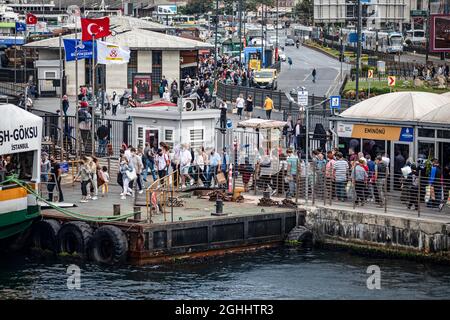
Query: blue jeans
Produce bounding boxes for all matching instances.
[336,181,346,201]
[97,138,107,156]
[143,158,157,181]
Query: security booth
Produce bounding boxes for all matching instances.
[332,92,450,189]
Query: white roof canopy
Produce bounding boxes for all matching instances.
[420,102,450,124]
[339,92,450,122]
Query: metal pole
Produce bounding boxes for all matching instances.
[276,0,279,61]
[91,33,95,156]
[75,21,80,158]
[355,0,361,102]
[425,0,431,64]
[179,95,183,144]
[214,0,218,69]
[261,5,264,67]
[14,27,16,84]
[305,106,309,205]
[238,0,242,67]
[59,34,64,159]
[340,28,343,81]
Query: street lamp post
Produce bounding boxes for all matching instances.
[238,0,243,66]
[276,0,279,61]
[355,0,362,102]
[214,0,219,69]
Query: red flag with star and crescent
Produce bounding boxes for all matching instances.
[80,17,111,41]
[26,13,37,25]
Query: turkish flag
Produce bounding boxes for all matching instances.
[26,13,37,25]
[81,17,110,41]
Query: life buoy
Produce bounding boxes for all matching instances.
[89,225,128,265]
[57,221,93,258]
[30,219,61,253]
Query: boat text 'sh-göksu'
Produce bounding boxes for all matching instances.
[0,104,42,241]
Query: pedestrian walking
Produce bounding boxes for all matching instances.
[333,152,349,202]
[73,157,92,203]
[111,91,120,116]
[246,95,253,119]
[47,155,64,202]
[119,156,134,200]
[263,95,273,120]
[62,95,69,116]
[288,57,292,69]
[235,94,245,120]
[100,166,110,197]
[312,68,317,83]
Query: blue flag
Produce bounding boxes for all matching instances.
[63,39,94,61]
[15,22,26,32]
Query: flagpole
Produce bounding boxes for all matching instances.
[91,32,95,157]
[14,25,16,84]
[75,19,80,158]
[59,34,64,159]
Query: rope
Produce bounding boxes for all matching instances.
[0,175,139,222]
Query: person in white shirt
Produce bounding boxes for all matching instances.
[235,94,245,120]
[193,147,207,186]
[162,88,171,102]
[179,143,192,189]
[129,147,144,194]
[155,148,169,180]
[124,145,133,162]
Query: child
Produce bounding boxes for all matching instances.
[100,166,110,197]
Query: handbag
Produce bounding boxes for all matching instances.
[216,172,226,185]
[125,168,137,181]
[97,169,105,187]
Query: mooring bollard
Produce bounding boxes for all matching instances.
[134,206,141,221]
[113,204,120,216]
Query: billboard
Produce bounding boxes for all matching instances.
[132,73,152,101]
[157,5,177,15]
[430,14,450,52]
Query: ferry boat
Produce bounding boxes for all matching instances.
[0,104,42,241]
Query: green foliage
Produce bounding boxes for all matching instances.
[293,0,313,24]
[179,0,214,15]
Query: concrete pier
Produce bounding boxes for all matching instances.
[302,205,450,263]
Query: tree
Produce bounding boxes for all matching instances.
[179,0,214,15]
[293,0,313,25]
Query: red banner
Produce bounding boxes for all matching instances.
[81,17,111,41]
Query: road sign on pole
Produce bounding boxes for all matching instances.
[368,69,374,78]
[297,90,308,107]
[330,95,341,110]
[388,76,396,86]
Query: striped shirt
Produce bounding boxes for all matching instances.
[333,160,349,182]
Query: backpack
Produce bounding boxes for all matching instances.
[119,96,124,105]
[377,162,387,178]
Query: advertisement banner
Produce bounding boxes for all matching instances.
[157,5,177,15]
[430,14,450,52]
[337,123,414,142]
[132,73,152,101]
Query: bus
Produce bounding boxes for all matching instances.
[293,25,313,41]
[404,29,426,46]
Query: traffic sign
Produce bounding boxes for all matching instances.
[388,76,396,87]
[297,90,308,107]
[368,69,374,79]
[330,95,341,110]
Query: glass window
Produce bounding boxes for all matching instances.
[437,130,450,139]
[418,128,435,138]
[165,129,173,141]
[362,139,385,160]
[338,137,360,158]
[418,141,435,159]
[127,51,138,88]
[152,51,162,95]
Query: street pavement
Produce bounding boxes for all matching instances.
[278,43,349,98]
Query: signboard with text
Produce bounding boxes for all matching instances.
[430,14,450,52]
[297,91,308,107]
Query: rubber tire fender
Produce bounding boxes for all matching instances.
[57,221,93,258]
[30,219,61,253]
[89,225,128,265]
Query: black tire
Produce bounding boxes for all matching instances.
[89,225,128,265]
[30,219,61,253]
[57,221,93,258]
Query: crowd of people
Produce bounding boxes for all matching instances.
[412,63,450,81]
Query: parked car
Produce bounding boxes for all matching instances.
[285,38,295,46]
[252,69,278,90]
